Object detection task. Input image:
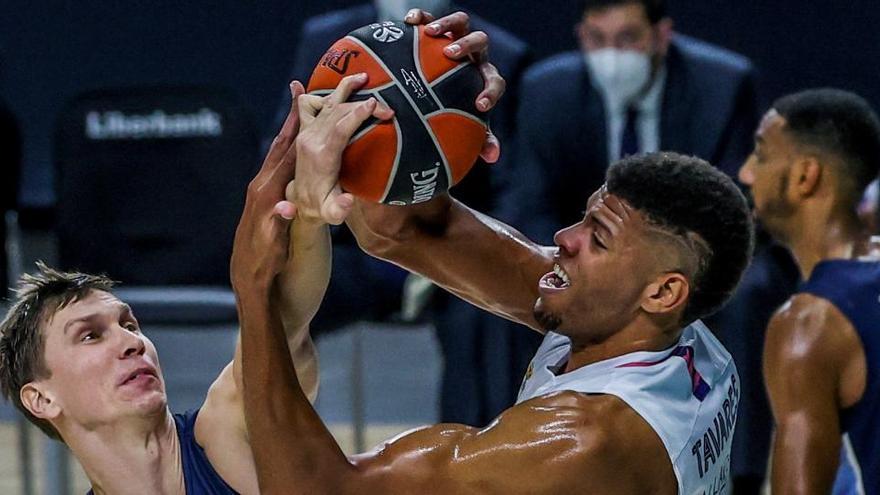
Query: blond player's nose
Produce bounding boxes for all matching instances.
[119,328,146,359]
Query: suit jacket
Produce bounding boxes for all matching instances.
[511,34,758,243]
[278,3,532,215]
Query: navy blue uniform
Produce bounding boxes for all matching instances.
[87,409,238,494]
[801,259,880,494]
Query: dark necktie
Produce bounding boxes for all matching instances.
[619,106,640,159]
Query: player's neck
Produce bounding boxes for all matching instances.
[788,205,868,279]
[65,409,184,495]
[565,320,679,372]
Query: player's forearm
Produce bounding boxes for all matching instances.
[770,426,840,495]
[238,287,355,494]
[274,219,331,400]
[348,195,551,328]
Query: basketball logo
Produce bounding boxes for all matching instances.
[372,23,404,43]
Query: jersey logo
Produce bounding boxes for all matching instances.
[617,345,710,401]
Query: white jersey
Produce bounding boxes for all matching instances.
[517,321,739,495]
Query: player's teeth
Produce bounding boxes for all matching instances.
[553,264,570,285]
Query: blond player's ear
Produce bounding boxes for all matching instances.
[20,382,61,420]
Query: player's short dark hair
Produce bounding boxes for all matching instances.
[773,88,880,202]
[581,0,667,24]
[606,152,754,324]
[0,263,116,442]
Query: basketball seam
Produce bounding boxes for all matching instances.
[409,27,454,189]
[423,108,488,128]
[375,91,403,203]
[411,26,444,109]
[349,122,379,144]
[428,61,470,88]
[345,33,453,192]
[307,80,398,97]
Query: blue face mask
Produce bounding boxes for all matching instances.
[374,0,452,22]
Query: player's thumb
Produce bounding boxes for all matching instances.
[322,188,354,225]
[274,200,297,221]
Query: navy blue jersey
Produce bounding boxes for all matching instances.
[87,408,238,494]
[801,259,880,494]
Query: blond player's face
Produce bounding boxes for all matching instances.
[27,291,167,431]
[534,188,660,337]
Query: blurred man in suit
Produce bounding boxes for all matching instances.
[271,0,535,426]
[508,1,799,491]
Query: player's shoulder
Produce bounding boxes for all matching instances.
[519,391,675,492]
[671,34,754,76]
[522,51,585,87]
[524,391,662,457]
[766,293,855,364]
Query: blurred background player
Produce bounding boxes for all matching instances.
[739,88,880,494]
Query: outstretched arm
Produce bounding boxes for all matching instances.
[193,83,327,493]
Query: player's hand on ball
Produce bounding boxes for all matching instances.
[293,73,395,225]
[405,9,504,163]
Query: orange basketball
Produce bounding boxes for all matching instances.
[308,21,488,205]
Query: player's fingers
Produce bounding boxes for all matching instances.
[274,200,297,221]
[285,179,296,202]
[334,98,379,142]
[444,30,487,61]
[371,99,395,121]
[261,82,302,172]
[276,138,298,182]
[425,11,470,38]
[476,62,505,112]
[298,94,325,126]
[327,72,368,105]
[602,194,632,221]
[322,189,355,225]
[479,131,501,164]
[591,204,624,236]
[277,81,305,145]
[404,9,435,25]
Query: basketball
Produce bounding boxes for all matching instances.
[307,21,488,205]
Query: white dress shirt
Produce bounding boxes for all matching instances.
[598,67,667,164]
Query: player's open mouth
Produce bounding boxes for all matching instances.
[119,367,158,387]
[539,263,571,292]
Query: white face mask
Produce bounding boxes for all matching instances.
[585,48,652,108]
[375,0,451,21]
